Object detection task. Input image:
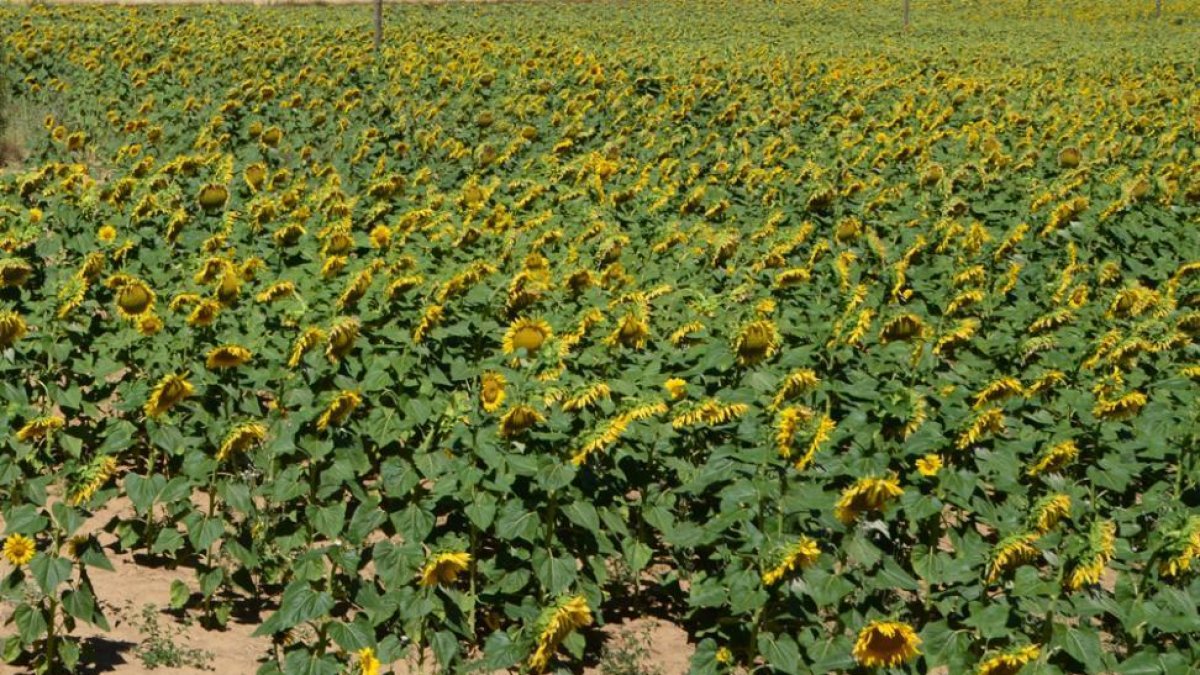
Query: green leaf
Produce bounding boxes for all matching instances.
[170,580,190,610]
[757,632,802,673]
[29,554,72,596]
[253,582,334,636]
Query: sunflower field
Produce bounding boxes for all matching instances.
[1,1,1199,673]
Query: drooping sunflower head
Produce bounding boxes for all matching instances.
[316,390,362,431]
[68,455,120,507]
[733,319,780,366]
[529,595,593,673]
[205,344,252,370]
[326,317,360,362]
[503,317,552,355]
[198,183,229,212]
[1029,494,1071,534]
[116,280,155,319]
[16,415,65,443]
[217,422,268,463]
[187,299,221,327]
[144,372,194,418]
[0,258,34,288]
[976,644,1040,675]
[835,476,904,525]
[498,404,545,438]
[419,551,471,587]
[609,312,650,350]
[987,532,1041,583]
[761,536,820,586]
[881,313,926,343]
[1058,146,1082,169]
[0,310,28,347]
[852,620,921,669]
[480,372,507,413]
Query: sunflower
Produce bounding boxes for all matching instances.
[761,536,820,585]
[419,551,471,587]
[356,647,380,675]
[528,595,593,673]
[835,476,903,525]
[498,404,545,438]
[137,313,164,336]
[987,532,1041,583]
[116,280,155,319]
[197,183,229,212]
[503,317,552,354]
[664,378,688,400]
[1029,494,1071,534]
[1026,439,1078,476]
[145,372,194,418]
[880,313,926,342]
[217,422,268,462]
[915,454,943,477]
[243,163,267,192]
[68,455,120,506]
[977,644,1040,675]
[288,327,326,368]
[607,312,650,350]
[0,258,33,287]
[316,390,362,431]
[1064,519,1118,589]
[480,372,507,412]
[733,319,779,366]
[0,309,29,347]
[206,345,252,370]
[852,620,921,669]
[2,534,36,567]
[255,281,296,303]
[1158,517,1200,580]
[16,415,65,443]
[326,318,360,362]
[369,225,392,249]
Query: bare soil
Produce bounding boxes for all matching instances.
[1,497,693,673]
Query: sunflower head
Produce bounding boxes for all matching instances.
[977,644,1041,675]
[145,372,194,418]
[326,318,360,362]
[835,476,904,525]
[0,258,34,288]
[116,280,155,319]
[664,378,688,400]
[499,404,545,438]
[480,372,507,413]
[198,183,229,212]
[733,319,780,366]
[881,313,926,343]
[0,310,29,347]
[2,533,36,567]
[419,551,471,587]
[503,317,552,355]
[205,344,252,370]
[915,454,943,477]
[852,620,921,669]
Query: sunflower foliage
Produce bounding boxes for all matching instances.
[1,1,1199,674]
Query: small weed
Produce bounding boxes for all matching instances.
[134,604,214,671]
[598,625,664,675]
